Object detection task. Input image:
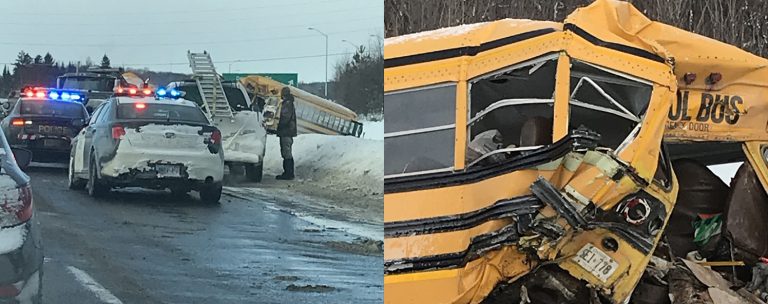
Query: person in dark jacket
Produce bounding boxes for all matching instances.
[276,86,297,180]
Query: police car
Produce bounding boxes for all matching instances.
[68,87,225,204]
[0,87,89,163]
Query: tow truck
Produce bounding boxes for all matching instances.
[384,0,768,303]
[57,67,134,112]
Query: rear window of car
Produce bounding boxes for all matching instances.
[116,103,209,124]
[20,100,85,118]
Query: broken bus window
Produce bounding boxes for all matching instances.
[466,55,557,167]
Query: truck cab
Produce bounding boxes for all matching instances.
[57,67,137,112]
[167,80,267,182]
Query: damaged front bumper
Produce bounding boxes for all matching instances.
[384,130,677,304]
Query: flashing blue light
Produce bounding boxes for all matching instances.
[49,92,60,99]
[61,92,71,100]
[71,94,81,101]
[157,88,167,96]
[170,89,180,97]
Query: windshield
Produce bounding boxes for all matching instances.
[19,100,85,118]
[60,76,115,91]
[116,103,209,124]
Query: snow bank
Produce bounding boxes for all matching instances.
[264,130,383,195]
[361,120,383,140]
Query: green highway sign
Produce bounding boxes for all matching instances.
[222,73,299,86]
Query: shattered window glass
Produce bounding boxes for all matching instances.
[384,84,456,176]
[569,61,652,150]
[466,55,557,168]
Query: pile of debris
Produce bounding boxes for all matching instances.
[631,160,768,304]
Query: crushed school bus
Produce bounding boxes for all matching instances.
[383,0,768,303]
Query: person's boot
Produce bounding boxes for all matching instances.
[276,159,295,180]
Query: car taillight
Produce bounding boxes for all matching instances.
[0,185,33,227]
[112,124,126,139]
[210,129,221,145]
[11,118,25,126]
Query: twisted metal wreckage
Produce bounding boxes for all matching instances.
[383,0,768,303]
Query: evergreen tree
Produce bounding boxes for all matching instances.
[100,54,111,68]
[33,55,43,64]
[43,53,54,65]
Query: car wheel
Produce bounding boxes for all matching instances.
[68,156,86,190]
[87,154,108,197]
[199,183,222,204]
[245,163,263,182]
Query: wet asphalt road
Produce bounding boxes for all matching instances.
[27,165,382,303]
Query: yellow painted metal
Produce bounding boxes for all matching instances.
[454,60,469,170]
[380,0,762,303]
[552,52,570,140]
[384,170,556,222]
[697,261,746,267]
[743,142,768,193]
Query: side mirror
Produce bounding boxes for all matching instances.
[73,119,87,127]
[11,148,32,170]
[1,103,9,110]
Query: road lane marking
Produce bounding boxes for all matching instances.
[66,266,124,304]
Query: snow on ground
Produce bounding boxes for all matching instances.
[264,120,383,196]
[361,119,383,140]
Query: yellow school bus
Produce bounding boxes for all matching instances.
[384,0,768,303]
[238,75,363,137]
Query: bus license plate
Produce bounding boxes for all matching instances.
[572,243,618,282]
[155,164,181,177]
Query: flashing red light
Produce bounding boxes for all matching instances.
[135,103,146,109]
[117,87,125,93]
[24,90,34,98]
[129,88,137,95]
[35,91,45,98]
[142,89,152,95]
[111,124,126,139]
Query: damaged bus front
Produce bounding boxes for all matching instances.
[384,1,681,303]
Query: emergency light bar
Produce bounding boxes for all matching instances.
[154,87,184,99]
[21,87,86,102]
[114,86,153,97]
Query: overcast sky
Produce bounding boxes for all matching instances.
[0,0,382,83]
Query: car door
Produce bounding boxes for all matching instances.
[74,102,107,175]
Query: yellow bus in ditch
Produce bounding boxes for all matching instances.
[238,75,363,137]
[384,0,768,303]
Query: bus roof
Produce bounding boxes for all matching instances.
[385,0,768,144]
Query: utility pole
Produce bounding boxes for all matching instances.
[308,27,328,97]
